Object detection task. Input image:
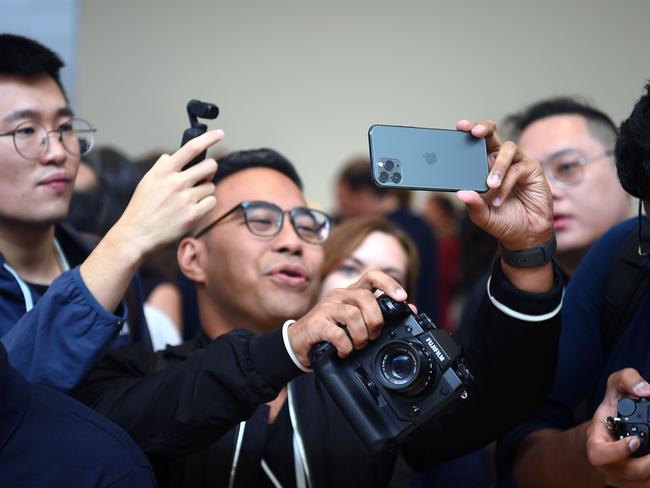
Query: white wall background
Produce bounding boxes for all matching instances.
[0,0,77,102]
[70,0,650,210]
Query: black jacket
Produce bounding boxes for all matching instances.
[75,260,564,487]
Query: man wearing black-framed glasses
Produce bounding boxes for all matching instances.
[193,200,331,243]
[76,124,566,487]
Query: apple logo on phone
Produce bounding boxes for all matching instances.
[423,152,437,165]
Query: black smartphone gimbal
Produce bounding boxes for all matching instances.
[180,99,219,169]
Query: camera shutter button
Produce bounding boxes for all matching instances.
[619,398,637,417]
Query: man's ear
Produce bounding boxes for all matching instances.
[178,238,208,284]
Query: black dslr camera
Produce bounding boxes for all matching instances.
[607,398,650,457]
[310,295,473,453]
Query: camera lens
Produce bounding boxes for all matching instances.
[384,160,395,171]
[391,172,402,183]
[375,341,437,397]
[384,349,416,384]
[379,171,389,183]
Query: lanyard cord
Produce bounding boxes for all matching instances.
[288,381,312,488]
[53,237,70,272]
[261,460,283,488]
[228,421,247,488]
[230,381,312,488]
[3,238,70,312]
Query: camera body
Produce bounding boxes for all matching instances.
[607,398,650,457]
[310,295,473,453]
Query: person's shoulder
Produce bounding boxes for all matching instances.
[26,381,153,483]
[565,218,637,313]
[598,217,637,246]
[576,218,637,271]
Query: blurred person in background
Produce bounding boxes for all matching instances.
[319,215,419,487]
[422,194,462,331]
[334,156,439,322]
[497,86,650,488]
[458,97,631,340]
[67,146,184,350]
[501,97,632,275]
[437,97,633,488]
[320,215,418,298]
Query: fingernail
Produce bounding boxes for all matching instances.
[492,196,502,206]
[488,174,501,186]
[629,436,640,452]
[395,288,407,300]
[633,381,650,395]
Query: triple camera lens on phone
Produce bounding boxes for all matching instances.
[377,158,402,185]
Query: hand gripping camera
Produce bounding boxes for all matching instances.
[310,295,473,453]
[607,398,650,457]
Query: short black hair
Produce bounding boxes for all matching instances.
[503,97,618,149]
[213,148,303,190]
[338,157,385,194]
[337,156,412,205]
[0,34,66,96]
[616,82,650,199]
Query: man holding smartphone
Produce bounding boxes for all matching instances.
[75,126,564,486]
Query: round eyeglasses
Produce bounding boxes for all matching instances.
[0,118,96,160]
[541,149,613,188]
[194,200,332,244]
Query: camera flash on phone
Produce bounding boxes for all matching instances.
[378,161,384,168]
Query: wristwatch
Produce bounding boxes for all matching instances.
[499,233,556,268]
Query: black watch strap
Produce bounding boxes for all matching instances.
[499,233,556,268]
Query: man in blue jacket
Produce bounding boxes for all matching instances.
[0,34,224,391]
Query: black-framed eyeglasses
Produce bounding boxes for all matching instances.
[0,117,96,160]
[193,200,332,244]
[638,199,650,257]
[541,149,614,188]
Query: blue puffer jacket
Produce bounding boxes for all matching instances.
[0,224,151,392]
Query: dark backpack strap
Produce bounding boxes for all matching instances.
[600,227,650,360]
